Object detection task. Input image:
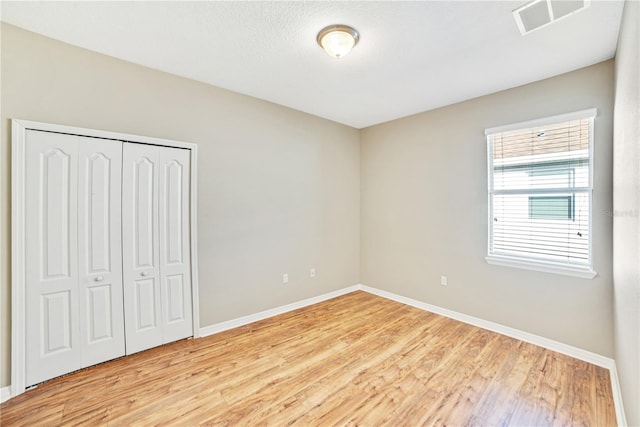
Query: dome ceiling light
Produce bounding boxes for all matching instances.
[316,24,360,59]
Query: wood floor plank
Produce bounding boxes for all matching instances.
[474,340,545,426]
[0,291,617,426]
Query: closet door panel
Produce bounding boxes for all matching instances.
[134,157,155,268]
[77,138,125,367]
[122,143,163,354]
[135,278,157,328]
[158,147,193,343]
[25,130,81,386]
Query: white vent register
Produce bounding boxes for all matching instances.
[513,0,591,35]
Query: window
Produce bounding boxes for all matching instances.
[485,109,596,278]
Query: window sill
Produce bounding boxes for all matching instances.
[485,255,597,279]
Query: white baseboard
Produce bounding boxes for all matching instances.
[199,285,361,337]
[608,363,628,427]
[1,385,11,403]
[358,284,627,427]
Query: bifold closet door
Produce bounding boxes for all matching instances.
[122,144,193,354]
[77,138,126,367]
[25,130,125,386]
[158,147,193,344]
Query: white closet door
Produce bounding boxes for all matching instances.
[25,130,81,386]
[159,147,193,343]
[122,143,163,354]
[18,121,196,391]
[77,138,125,366]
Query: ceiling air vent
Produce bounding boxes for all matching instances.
[513,0,591,35]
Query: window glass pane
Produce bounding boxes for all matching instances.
[494,160,588,191]
[529,196,574,220]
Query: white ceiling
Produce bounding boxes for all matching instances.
[1,1,625,129]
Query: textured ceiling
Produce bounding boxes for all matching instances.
[1,1,625,129]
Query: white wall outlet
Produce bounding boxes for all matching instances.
[310,268,316,278]
[440,276,448,286]
[283,273,289,284]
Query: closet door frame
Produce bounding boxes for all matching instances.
[11,119,200,398]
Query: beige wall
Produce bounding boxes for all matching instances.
[0,23,361,387]
[613,0,640,424]
[361,61,615,357]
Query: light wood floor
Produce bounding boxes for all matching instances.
[1,291,616,426]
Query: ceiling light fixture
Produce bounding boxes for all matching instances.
[316,24,359,59]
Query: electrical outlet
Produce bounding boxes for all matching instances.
[440,276,448,286]
[283,273,289,284]
[310,268,316,278]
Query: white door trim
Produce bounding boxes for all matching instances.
[11,119,200,398]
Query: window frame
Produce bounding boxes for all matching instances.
[485,108,597,279]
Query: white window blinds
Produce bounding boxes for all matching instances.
[485,109,596,278]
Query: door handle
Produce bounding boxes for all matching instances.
[140,271,148,277]
[94,276,104,282]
